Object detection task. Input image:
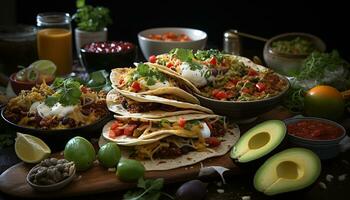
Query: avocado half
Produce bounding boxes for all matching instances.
[253,148,321,195]
[230,120,286,163]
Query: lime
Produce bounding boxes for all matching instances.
[64,136,96,171]
[29,60,57,75]
[116,159,145,182]
[98,142,121,168]
[15,133,51,163]
[304,85,345,120]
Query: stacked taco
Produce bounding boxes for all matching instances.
[102,63,240,170]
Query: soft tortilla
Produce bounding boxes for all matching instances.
[116,89,212,113]
[110,68,200,104]
[99,122,240,171]
[106,89,212,118]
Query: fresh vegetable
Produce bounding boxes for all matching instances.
[98,143,121,168]
[123,177,173,200]
[87,70,112,92]
[131,63,166,86]
[178,117,186,128]
[15,60,56,83]
[0,134,14,149]
[73,0,112,32]
[148,32,191,42]
[45,78,82,107]
[175,180,207,200]
[271,37,317,55]
[117,159,145,182]
[64,136,96,171]
[15,133,51,163]
[149,55,157,63]
[304,85,344,120]
[283,50,350,113]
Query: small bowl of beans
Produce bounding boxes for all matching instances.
[26,158,76,192]
[81,41,137,72]
[284,117,346,159]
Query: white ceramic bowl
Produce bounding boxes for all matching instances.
[138,27,207,60]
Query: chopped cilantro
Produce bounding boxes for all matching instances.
[132,63,166,86]
[45,78,82,106]
[194,49,224,62]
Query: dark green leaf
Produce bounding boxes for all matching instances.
[45,96,60,107]
[146,78,156,86]
[76,0,85,8]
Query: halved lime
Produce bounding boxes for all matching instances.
[29,60,57,75]
[15,133,51,163]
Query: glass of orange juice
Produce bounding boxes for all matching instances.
[36,13,72,75]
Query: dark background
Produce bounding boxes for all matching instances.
[0,0,349,59]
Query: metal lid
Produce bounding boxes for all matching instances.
[224,30,239,39]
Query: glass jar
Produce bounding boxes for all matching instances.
[0,25,38,76]
[36,12,72,75]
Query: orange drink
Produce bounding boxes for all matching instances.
[37,28,72,75]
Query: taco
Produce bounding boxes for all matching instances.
[110,63,199,104]
[149,48,289,101]
[106,88,213,118]
[100,114,240,170]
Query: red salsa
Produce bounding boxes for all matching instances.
[287,120,343,140]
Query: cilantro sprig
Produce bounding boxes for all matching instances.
[123,177,173,200]
[195,49,224,62]
[132,63,166,86]
[45,78,82,107]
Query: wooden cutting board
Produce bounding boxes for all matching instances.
[0,153,237,198]
[0,106,293,198]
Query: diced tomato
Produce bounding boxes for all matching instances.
[166,62,174,68]
[255,82,266,92]
[212,89,220,96]
[209,57,217,65]
[118,79,125,85]
[110,121,121,130]
[149,55,157,63]
[109,128,123,138]
[215,91,229,100]
[131,81,141,92]
[242,88,251,94]
[248,69,258,76]
[178,117,186,128]
[123,124,138,136]
[230,79,239,85]
[205,137,221,147]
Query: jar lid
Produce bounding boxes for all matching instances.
[0,25,37,42]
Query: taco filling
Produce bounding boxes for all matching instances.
[152,48,288,101]
[107,117,227,160]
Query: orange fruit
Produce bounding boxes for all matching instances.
[304,85,344,120]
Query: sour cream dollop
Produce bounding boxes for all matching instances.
[180,62,210,87]
[200,122,211,138]
[30,102,76,118]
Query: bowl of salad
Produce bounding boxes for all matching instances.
[263,32,326,77]
[152,48,290,120]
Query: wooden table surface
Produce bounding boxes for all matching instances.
[1,106,350,200]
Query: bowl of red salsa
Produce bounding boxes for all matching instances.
[80,41,136,72]
[285,117,346,159]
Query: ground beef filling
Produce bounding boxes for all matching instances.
[153,143,195,159]
[116,94,180,113]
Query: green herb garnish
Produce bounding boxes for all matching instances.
[123,177,173,200]
[132,63,166,86]
[45,78,82,107]
[184,120,200,130]
[87,70,112,92]
[73,0,112,32]
[169,48,194,62]
[159,119,171,128]
[195,49,223,62]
